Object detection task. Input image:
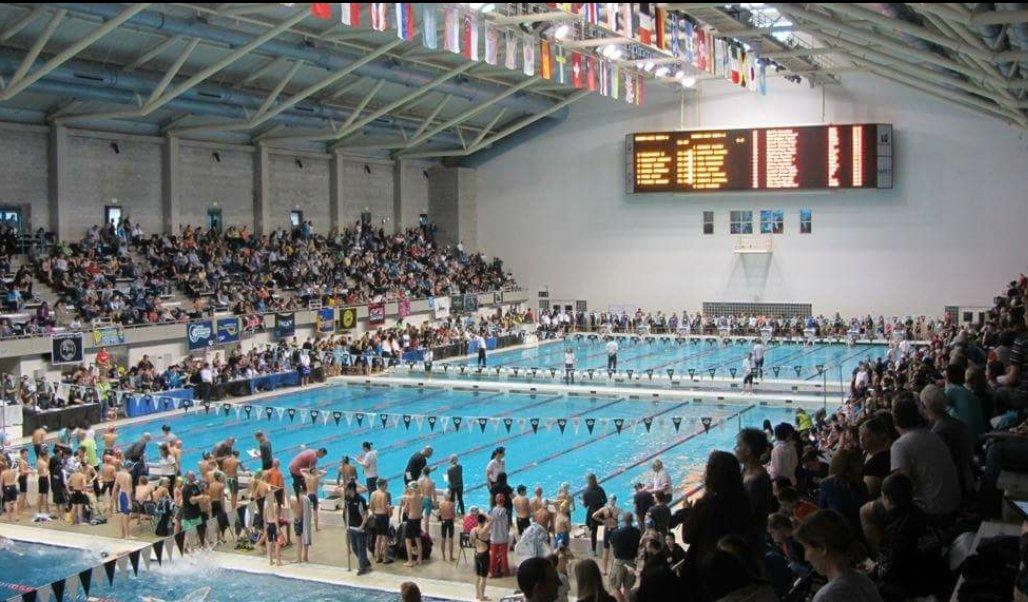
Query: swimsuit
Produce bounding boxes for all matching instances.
[405,518,422,540]
[2,485,16,503]
[555,532,570,548]
[307,492,318,510]
[441,518,454,538]
[374,513,389,533]
[37,477,49,495]
[226,477,239,496]
[421,496,432,514]
[70,490,89,505]
[516,516,531,534]
[17,474,27,494]
[118,491,132,515]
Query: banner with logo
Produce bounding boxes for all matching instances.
[216,317,240,345]
[316,307,335,335]
[434,296,450,319]
[368,303,386,326]
[187,320,214,351]
[51,332,83,365]
[465,293,479,313]
[274,312,296,338]
[451,294,466,314]
[397,298,411,320]
[91,325,125,347]
[339,307,357,331]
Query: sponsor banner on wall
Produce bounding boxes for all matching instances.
[465,293,479,313]
[51,332,83,365]
[91,325,125,347]
[187,320,214,351]
[397,299,411,320]
[339,307,357,331]
[317,307,335,334]
[368,303,386,326]
[451,294,466,314]
[434,296,450,319]
[216,317,240,345]
[274,312,296,338]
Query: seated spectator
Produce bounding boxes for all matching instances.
[795,510,882,602]
[921,384,976,497]
[871,474,947,601]
[817,448,868,536]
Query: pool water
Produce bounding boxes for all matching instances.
[454,337,886,383]
[0,540,440,601]
[109,384,808,520]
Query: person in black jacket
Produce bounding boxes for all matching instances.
[404,446,433,483]
[582,472,607,555]
[873,473,947,601]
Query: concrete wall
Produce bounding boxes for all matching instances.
[0,123,436,238]
[475,74,1028,316]
[0,124,48,230]
[66,133,163,234]
[177,144,255,229]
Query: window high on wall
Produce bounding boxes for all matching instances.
[760,209,784,234]
[730,210,753,234]
[104,205,122,228]
[703,211,714,235]
[289,210,303,228]
[800,209,813,234]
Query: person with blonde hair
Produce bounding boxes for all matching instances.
[574,558,616,602]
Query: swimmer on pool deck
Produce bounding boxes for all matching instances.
[112,463,134,538]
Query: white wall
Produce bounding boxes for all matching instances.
[476,74,1028,316]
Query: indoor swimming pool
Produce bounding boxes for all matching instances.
[444,336,888,384]
[0,539,437,601]
[104,384,810,521]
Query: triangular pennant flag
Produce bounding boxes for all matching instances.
[772,366,781,377]
[116,556,129,580]
[502,417,513,433]
[794,365,802,377]
[21,588,37,602]
[174,531,186,556]
[626,369,634,379]
[379,413,389,428]
[222,403,231,416]
[815,364,825,374]
[427,416,437,431]
[414,414,424,431]
[264,406,274,420]
[50,580,64,602]
[585,417,596,434]
[275,407,285,422]
[466,416,475,432]
[572,417,581,435]
[355,412,365,426]
[153,539,164,564]
[142,550,151,570]
[309,409,320,423]
[244,405,253,419]
[202,401,211,414]
[667,368,675,379]
[701,416,713,433]
[643,417,653,432]
[287,408,296,422]
[557,418,567,434]
[403,415,412,430]
[128,550,140,575]
[103,559,116,586]
[333,411,343,426]
[688,368,696,379]
[708,368,717,378]
[672,416,682,432]
[165,536,175,561]
[729,368,737,378]
[530,418,540,434]
[452,416,462,431]
[477,417,488,433]
[64,576,77,602]
[344,412,354,427]
[614,418,625,434]
[78,569,92,598]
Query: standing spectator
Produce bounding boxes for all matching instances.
[771,423,799,487]
[255,431,273,471]
[447,454,465,515]
[355,441,378,492]
[488,493,511,577]
[582,473,608,556]
[736,427,774,539]
[608,512,641,602]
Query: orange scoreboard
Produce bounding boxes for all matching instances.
[626,124,893,193]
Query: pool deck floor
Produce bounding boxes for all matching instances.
[0,516,521,601]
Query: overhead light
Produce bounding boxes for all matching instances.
[554,24,570,39]
[681,76,697,88]
[480,3,496,13]
[601,44,623,59]
[654,66,670,78]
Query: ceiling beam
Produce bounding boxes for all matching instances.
[562,37,634,49]
[490,11,581,26]
[235,55,290,88]
[0,6,46,42]
[411,95,452,139]
[144,37,200,106]
[253,60,304,120]
[0,3,151,101]
[122,34,183,72]
[7,9,67,91]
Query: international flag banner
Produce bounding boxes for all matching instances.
[504,32,517,70]
[682,20,694,64]
[340,3,361,26]
[636,73,645,106]
[371,3,387,31]
[694,27,706,71]
[586,55,598,91]
[443,7,459,54]
[421,4,437,49]
[624,71,635,104]
[311,3,332,20]
[598,58,609,96]
[395,3,415,41]
[655,7,667,49]
[618,3,634,38]
[484,23,499,65]
[605,3,618,30]
[637,5,654,45]
[462,12,479,60]
[730,45,741,84]
[522,33,535,76]
[609,61,619,98]
[571,51,583,88]
[757,61,767,95]
[713,38,726,77]
[670,15,681,57]
[583,3,600,24]
[539,39,553,79]
[554,44,567,84]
